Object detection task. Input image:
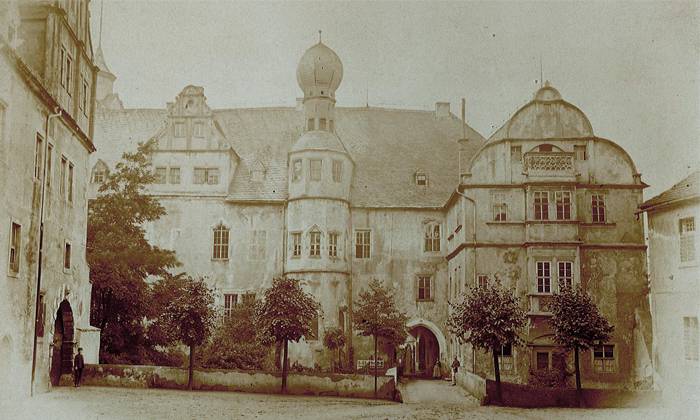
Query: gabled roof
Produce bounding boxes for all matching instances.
[93,106,485,207]
[640,170,700,211]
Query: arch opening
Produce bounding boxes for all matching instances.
[50,299,74,386]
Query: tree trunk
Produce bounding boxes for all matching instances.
[492,348,502,404]
[188,344,194,390]
[574,346,583,407]
[281,339,289,394]
[373,335,378,399]
[274,341,282,370]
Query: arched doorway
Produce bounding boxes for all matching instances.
[409,325,440,378]
[50,299,74,386]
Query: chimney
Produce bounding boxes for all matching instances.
[296,97,304,111]
[435,102,450,119]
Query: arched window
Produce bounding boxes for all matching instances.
[212,224,230,260]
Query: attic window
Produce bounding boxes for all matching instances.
[415,172,428,186]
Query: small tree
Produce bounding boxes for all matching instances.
[448,282,526,403]
[159,277,216,390]
[550,285,613,401]
[254,277,320,393]
[323,328,346,372]
[354,279,407,398]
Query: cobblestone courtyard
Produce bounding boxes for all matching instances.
[1,385,675,420]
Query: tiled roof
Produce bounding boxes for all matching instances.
[92,106,485,207]
[640,170,700,211]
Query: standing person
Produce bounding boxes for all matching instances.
[73,347,85,387]
[432,360,441,379]
[451,356,460,386]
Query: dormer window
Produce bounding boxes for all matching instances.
[91,160,109,184]
[415,171,428,186]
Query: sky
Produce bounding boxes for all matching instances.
[92,0,700,198]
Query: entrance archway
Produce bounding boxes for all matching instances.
[408,325,440,378]
[50,299,74,386]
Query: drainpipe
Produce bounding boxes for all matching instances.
[455,189,476,373]
[31,107,62,396]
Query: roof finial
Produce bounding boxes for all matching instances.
[318,30,322,43]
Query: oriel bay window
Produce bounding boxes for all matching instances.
[212,224,230,260]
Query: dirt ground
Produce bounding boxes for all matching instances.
[0,385,684,420]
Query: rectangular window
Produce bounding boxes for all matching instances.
[59,47,66,88]
[65,54,72,95]
[534,191,549,220]
[574,145,587,160]
[680,217,696,263]
[207,168,219,185]
[477,274,488,288]
[155,167,167,184]
[60,157,67,197]
[593,344,615,373]
[224,293,238,319]
[46,144,53,189]
[292,159,302,182]
[558,261,573,289]
[67,163,74,202]
[536,261,551,293]
[319,118,327,130]
[194,122,204,137]
[555,191,572,220]
[174,122,185,137]
[310,159,322,181]
[355,230,371,259]
[9,222,21,273]
[492,193,507,221]
[307,118,314,131]
[291,232,302,257]
[416,173,428,186]
[332,160,342,183]
[79,76,88,113]
[684,317,699,361]
[536,351,550,370]
[591,194,606,223]
[310,231,321,257]
[64,242,71,270]
[328,232,338,257]
[424,224,440,252]
[511,145,522,162]
[212,226,230,260]
[499,344,514,372]
[194,168,206,184]
[169,167,180,184]
[34,134,43,180]
[417,275,432,301]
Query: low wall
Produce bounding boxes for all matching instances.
[485,380,662,408]
[455,371,487,405]
[74,364,395,400]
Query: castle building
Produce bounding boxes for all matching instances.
[0,0,99,398]
[640,171,699,406]
[90,37,652,386]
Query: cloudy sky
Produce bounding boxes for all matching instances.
[93,0,699,197]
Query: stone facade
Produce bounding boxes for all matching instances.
[90,38,651,389]
[640,171,700,407]
[0,0,98,399]
[445,83,653,388]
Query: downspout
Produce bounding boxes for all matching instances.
[455,189,476,373]
[31,107,62,396]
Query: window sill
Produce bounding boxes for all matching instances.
[291,255,301,259]
[416,299,434,303]
[309,255,321,259]
[63,268,72,275]
[581,222,616,227]
[211,258,229,262]
[7,270,20,278]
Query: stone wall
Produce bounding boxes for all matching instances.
[455,371,487,405]
[75,364,395,400]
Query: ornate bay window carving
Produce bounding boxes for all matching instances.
[524,152,575,177]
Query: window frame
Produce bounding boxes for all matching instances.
[154,167,167,184]
[354,230,371,259]
[415,172,428,186]
[223,293,238,319]
[499,343,514,373]
[63,241,72,271]
[511,145,522,162]
[591,193,607,224]
[8,222,21,274]
[309,230,321,258]
[174,122,186,138]
[557,261,573,290]
[34,134,43,180]
[534,191,549,220]
[416,275,433,302]
[492,192,507,222]
[536,260,551,294]
[60,156,67,198]
[477,274,488,288]
[212,224,230,261]
[684,316,699,361]
[292,159,302,182]
[67,162,74,203]
[592,344,616,373]
[328,232,339,258]
[679,217,696,264]
[309,159,322,181]
[46,143,53,189]
[554,190,572,220]
[291,232,302,258]
[332,160,343,183]
[423,223,441,253]
[168,167,181,184]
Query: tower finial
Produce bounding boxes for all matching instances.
[318,30,322,43]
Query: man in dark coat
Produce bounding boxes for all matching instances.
[73,347,85,387]
[451,356,460,386]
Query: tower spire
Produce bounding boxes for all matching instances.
[99,0,104,48]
